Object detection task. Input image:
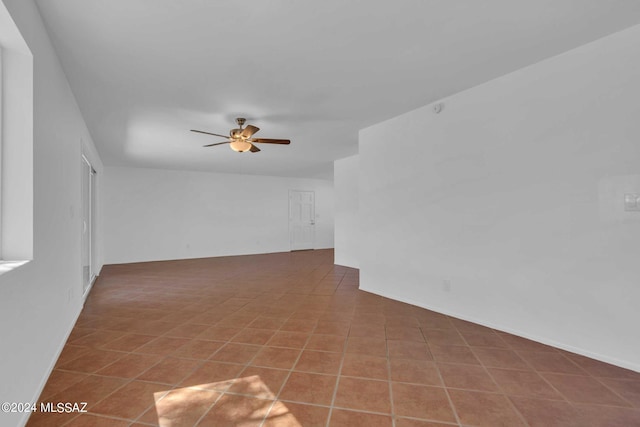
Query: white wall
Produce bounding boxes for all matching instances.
[360,25,640,371]
[334,155,359,268]
[0,1,104,426]
[103,166,334,264]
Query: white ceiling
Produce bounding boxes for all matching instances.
[35,0,640,180]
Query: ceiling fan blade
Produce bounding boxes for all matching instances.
[203,141,230,147]
[250,138,291,144]
[191,129,230,139]
[241,125,260,138]
[249,144,261,153]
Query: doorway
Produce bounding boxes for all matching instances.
[289,190,315,251]
[81,155,96,298]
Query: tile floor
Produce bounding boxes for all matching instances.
[26,249,640,426]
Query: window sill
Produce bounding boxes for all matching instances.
[0,260,30,276]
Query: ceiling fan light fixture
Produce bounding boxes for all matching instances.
[229,139,252,152]
[192,117,290,153]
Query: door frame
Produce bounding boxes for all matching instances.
[81,154,97,299]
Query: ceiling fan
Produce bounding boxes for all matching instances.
[191,118,291,153]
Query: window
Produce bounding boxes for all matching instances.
[0,1,33,273]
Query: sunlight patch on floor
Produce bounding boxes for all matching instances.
[151,375,302,426]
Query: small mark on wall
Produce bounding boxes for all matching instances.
[624,194,640,211]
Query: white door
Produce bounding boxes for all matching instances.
[289,190,315,251]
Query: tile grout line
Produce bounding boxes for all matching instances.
[324,322,350,427]
[425,325,463,427]
[460,332,531,427]
[258,319,316,426]
[386,325,397,427]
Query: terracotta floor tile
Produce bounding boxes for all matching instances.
[96,352,162,378]
[392,383,456,422]
[91,380,169,420]
[389,359,441,386]
[460,331,509,348]
[54,345,91,367]
[542,372,631,406]
[488,367,564,399]
[230,328,275,345]
[472,347,530,370]
[429,344,480,365]
[564,353,640,380]
[345,337,387,357]
[63,414,130,427]
[294,350,343,375]
[251,346,301,370]
[279,372,337,405]
[448,389,527,427]
[164,323,210,339]
[348,323,386,338]
[171,339,225,359]
[509,396,583,427]
[352,314,386,325]
[227,366,289,399]
[180,361,245,391]
[387,340,432,361]
[46,375,127,411]
[148,387,221,426]
[38,370,88,400]
[136,356,202,385]
[416,313,454,330]
[517,350,586,375]
[573,402,640,427]
[305,334,346,353]
[438,362,498,392]
[280,318,317,333]
[341,354,389,380]
[385,315,420,327]
[334,377,391,413]
[264,401,329,427]
[498,333,559,353]
[197,394,272,426]
[599,377,640,407]
[217,315,257,328]
[195,326,242,341]
[25,411,79,427]
[449,318,494,333]
[210,343,262,364]
[100,333,156,352]
[395,419,458,427]
[247,316,286,330]
[329,408,393,426]
[159,310,200,324]
[68,330,125,348]
[266,331,309,348]
[421,328,466,346]
[56,348,125,373]
[385,326,425,342]
[126,320,177,336]
[314,320,351,336]
[133,336,191,356]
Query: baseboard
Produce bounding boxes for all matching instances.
[83,273,99,302]
[360,285,640,373]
